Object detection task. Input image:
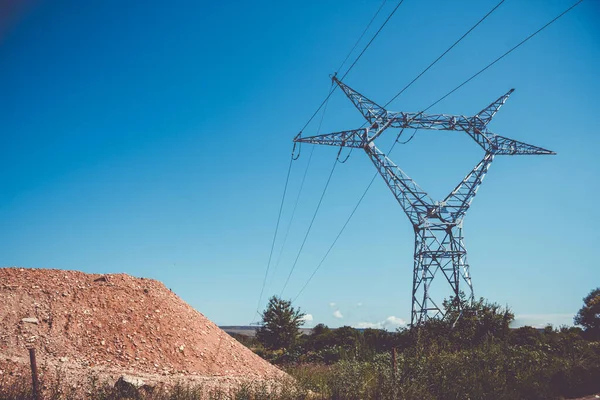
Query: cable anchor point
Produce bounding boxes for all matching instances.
[336,146,352,164]
[292,138,301,161]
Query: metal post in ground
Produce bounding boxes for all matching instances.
[392,347,397,379]
[28,347,40,400]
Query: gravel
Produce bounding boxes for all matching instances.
[0,267,285,389]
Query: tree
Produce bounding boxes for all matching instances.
[424,293,515,348]
[256,296,305,350]
[311,323,330,336]
[333,326,360,349]
[309,323,334,351]
[574,287,600,339]
[509,326,543,347]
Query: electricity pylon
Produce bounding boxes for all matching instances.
[295,77,554,326]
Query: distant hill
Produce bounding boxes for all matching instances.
[220,326,313,337]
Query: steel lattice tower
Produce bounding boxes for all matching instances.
[295,77,554,326]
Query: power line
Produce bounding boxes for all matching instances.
[269,147,314,283]
[270,72,338,279]
[338,0,405,83]
[274,1,406,298]
[280,157,338,296]
[355,0,504,134]
[268,84,331,292]
[293,170,378,302]
[383,0,505,108]
[254,1,406,317]
[336,0,388,75]
[269,0,390,289]
[423,0,584,113]
[298,0,405,135]
[290,0,504,301]
[290,0,582,302]
[292,132,405,302]
[253,155,294,320]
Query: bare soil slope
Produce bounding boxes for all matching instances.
[0,267,283,384]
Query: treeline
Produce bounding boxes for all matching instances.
[238,292,600,399]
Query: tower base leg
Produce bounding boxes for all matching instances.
[411,223,473,326]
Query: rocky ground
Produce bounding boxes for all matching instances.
[0,267,286,393]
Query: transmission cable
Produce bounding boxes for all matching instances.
[383,0,505,108]
[253,154,294,320]
[275,1,405,297]
[337,0,388,75]
[280,157,338,296]
[339,0,404,83]
[268,79,335,289]
[254,1,406,319]
[298,0,405,135]
[423,0,583,113]
[355,0,504,133]
[293,170,378,302]
[268,147,314,282]
[290,0,582,302]
[397,128,417,144]
[279,0,389,279]
[290,0,503,301]
[292,134,405,302]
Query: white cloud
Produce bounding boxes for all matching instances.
[300,314,313,322]
[333,310,343,319]
[384,316,406,327]
[355,321,380,329]
[512,313,574,329]
[329,302,336,308]
[356,302,363,308]
[354,316,407,330]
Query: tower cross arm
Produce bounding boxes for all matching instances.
[486,134,556,155]
[474,88,515,126]
[334,77,390,126]
[294,128,368,148]
[383,114,555,156]
[388,112,472,131]
[386,112,498,152]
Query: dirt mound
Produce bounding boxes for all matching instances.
[0,267,283,384]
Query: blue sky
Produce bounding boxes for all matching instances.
[1,0,598,329]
